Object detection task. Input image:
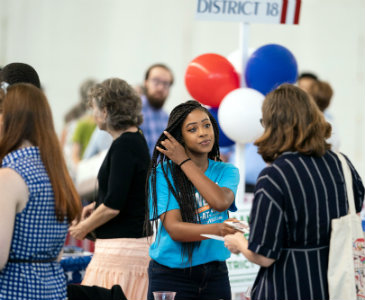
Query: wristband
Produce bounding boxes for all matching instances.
[179,158,191,167]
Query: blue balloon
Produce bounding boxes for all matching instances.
[245,44,298,95]
[208,107,235,147]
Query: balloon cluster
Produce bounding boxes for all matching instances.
[184,44,298,145]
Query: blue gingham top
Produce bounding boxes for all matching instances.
[0,147,68,300]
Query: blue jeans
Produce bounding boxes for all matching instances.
[147,259,231,300]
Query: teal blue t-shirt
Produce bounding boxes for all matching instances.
[149,159,240,268]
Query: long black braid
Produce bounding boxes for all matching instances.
[144,100,221,265]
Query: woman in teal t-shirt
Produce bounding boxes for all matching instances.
[146,100,240,300]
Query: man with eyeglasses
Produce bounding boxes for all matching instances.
[140,63,174,156]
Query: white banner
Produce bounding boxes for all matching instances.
[195,0,301,25]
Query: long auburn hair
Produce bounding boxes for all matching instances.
[0,83,81,223]
[255,84,331,163]
[145,100,221,264]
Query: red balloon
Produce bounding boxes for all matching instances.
[185,53,240,108]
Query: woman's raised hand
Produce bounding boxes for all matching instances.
[156,131,189,165]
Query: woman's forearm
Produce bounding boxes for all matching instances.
[225,233,275,267]
[161,210,237,242]
[167,222,222,242]
[241,247,275,267]
[81,204,119,233]
[180,161,234,212]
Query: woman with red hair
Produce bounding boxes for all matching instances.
[0,83,81,300]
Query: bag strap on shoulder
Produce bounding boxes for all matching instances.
[336,152,356,215]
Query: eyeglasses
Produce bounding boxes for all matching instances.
[149,78,172,89]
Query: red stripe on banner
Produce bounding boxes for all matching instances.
[280,0,288,24]
[294,0,301,24]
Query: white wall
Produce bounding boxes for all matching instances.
[1,0,364,178]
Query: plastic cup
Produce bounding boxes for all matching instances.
[153,291,176,300]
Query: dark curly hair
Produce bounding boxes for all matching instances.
[89,78,143,131]
[145,100,221,265]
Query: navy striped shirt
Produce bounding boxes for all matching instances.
[248,151,364,300]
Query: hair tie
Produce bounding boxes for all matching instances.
[179,158,191,167]
[0,81,9,94]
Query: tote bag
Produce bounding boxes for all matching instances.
[327,153,365,300]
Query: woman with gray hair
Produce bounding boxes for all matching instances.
[69,78,152,300]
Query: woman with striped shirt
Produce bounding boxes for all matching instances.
[224,84,364,300]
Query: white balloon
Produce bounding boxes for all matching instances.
[226,48,256,75]
[218,88,264,144]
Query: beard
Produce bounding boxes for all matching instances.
[146,91,167,109]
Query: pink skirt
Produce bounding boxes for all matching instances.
[82,237,151,300]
